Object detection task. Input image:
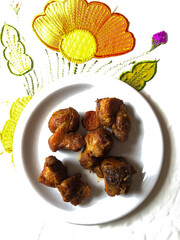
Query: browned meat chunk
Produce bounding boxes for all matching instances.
[48,107,80,133]
[38,156,68,187]
[79,150,103,178]
[93,165,104,178]
[82,110,100,131]
[101,156,132,196]
[79,128,113,177]
[57,173,91,206]
[96,98,123,127]
[112,104,131,142]
[79,150,99,170]
[48,127,85,152]
[48,107,85,152]
[84,128,113,158]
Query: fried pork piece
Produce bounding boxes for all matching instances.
[85,128,113,158]
[79,150,99,170]
[79,150,103,178]
[38,156,68,187]
[96,97,123,127]
[82,110,100,131]
[57,173,91,206]
[101,156,132,196]
[48,126,85,152]
[48,107,80,133]
[79,128,113,177]
[112,104,131,142]
[48,107,85,152]
[93,164,104,178]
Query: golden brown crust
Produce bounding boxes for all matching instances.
[112,111,131,142]
[92,165,104,178]
[48,107,85,152]
[79,128,113,177]
[82,110,100,131]
[41,97,134,205]
[84,128,113,158]
[79,150,99,170]
[57,173,91,206]
[38,156,68,187]
[101,156,132,196]
[96,97,123,127]
[48,107,80,133]
[49,129,85,152]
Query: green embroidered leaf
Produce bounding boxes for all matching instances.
[1,24,33,76]
[119,60,158,90]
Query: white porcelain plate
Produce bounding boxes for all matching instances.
[13,75,164,224]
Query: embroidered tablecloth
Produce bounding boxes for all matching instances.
[0,0,180,239]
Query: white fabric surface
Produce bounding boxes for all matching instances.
[0,0,180,239]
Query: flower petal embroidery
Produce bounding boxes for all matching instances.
[95,13,135,57]
[64,0,87,30]
[33,1,69,51]
[32,0,135,63]
[81,2,111,35]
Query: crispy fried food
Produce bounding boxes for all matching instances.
[48,107,85,152]
[96,97,123,127]
[84,128,113,158]
[79,128,113,177]
[82,98,131,142]
[82,110,100,131]
[101,156,132,196]
[57,173,91,206]
[48,126,85,152]
[93,164,104,178]
[39,157,91,206]
[79,150,99,170]
[112,104,131,142]
[38,156,68,187]
[79,150,103,178]
[48,107,80,133]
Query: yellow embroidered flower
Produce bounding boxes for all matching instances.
[32,0,135,63]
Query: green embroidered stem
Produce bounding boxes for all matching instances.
[104,61,129,75]
[104,50,150,76]
[95,60,112,73]
[32,70,40,92]
[56,53,60,80]
[111,61,136,77]
[28,73,35,95]
[62,57,65,78]
[45,49,53,82]
[67,62,71,75]
[87,60,98,73]
[74,64,78,74]
[24,75,31,96]
[80,63,87,73]
[38,68,44,89]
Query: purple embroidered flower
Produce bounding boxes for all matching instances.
[152,31,168,48]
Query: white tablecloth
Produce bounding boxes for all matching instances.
[0,0,180,239]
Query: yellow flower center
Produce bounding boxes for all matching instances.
[59,29,97,64]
